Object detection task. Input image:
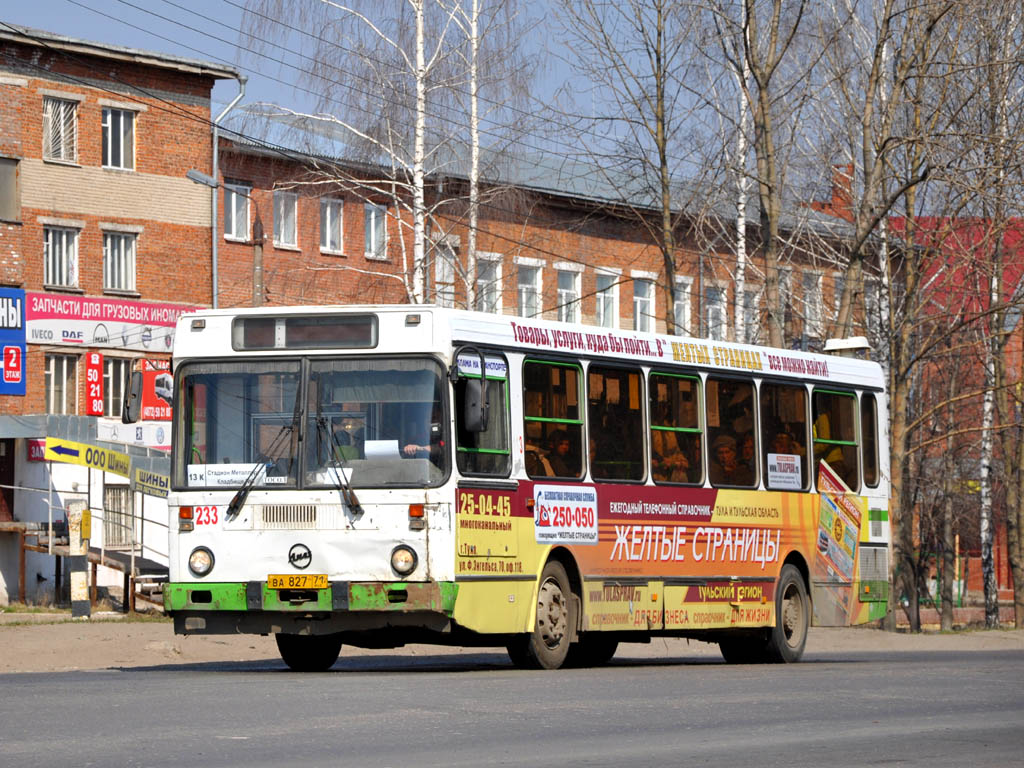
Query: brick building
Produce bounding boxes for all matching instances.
[0,24,239,601]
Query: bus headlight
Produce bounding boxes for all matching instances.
[188,547,215,577]
[390,545,418,576]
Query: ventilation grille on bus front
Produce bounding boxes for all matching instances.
[259,505,318,529]
[858,544,889,602]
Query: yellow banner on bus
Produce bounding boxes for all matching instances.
[44,437,131,478]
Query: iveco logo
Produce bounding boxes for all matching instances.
[288,543,312,570]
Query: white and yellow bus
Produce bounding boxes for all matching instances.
[127,305,890,670]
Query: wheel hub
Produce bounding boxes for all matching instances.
[537,577,568,649]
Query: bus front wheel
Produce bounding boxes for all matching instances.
[765,564,809,663]
[276,633,343,672]
[507,560,577,670]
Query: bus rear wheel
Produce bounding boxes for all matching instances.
[276,633,343,672]
[765,564,809,663]
[507,560,577,670]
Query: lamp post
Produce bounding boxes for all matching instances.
[187,169,266,306]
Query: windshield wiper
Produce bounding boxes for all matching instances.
[226,390,303,520]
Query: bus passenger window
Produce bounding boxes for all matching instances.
[455,354,511,477]
[649,373,702,485]
[862,393,879,487]
[812,389,859,491]
[759,382,808,491]
[706,377,757,488]
[523,360,583,480]
[588,366,644,481]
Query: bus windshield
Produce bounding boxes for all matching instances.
[175,357,448,490]
[305,358,447,488]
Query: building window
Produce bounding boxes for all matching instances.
[475,255,501,313]
[364,203,387,260]
[45,354,77,414]
[43,97,76,162]
[224,182,250,240]
[595,272,618,328]
[320,197,343,253]
[803,272,823,340]
[705,285,726,341]
[101,108,134,170]
[434,242,456,307]
[517,265,540,317]
[103,232,136,292]
[273,190,297,247]
[832,273,845,322]
[673,277,692,335]
[44,226,78,288]
[557,270,579,323]
[104,357,130,418]
[634,279,653,332]
[0,158,19,221]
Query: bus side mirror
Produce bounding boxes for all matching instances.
[463,379,489,433]
[122,370,143,424]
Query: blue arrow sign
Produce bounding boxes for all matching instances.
[51,445,80,458]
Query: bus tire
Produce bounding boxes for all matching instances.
[276,633,343,672]
[566,634,618,667]
[765,564,809,663]
[507,560,576,670]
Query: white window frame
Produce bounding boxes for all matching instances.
[102,231,137,293]
[364,203,388,260]
[224,182,251,241]
[43,97,77,163]
[673,276,693,335]
[705,283,728,341]
[555,266,581,323]
[320,197,344,254]
[45,353,77,415]
[516,259,543,318]
[273,189,298,247]
[101,107,135,170]
[434,241,456,307]
[475,252,502,313]
[595,268,620,329]
[44,226,79,288]
[632,271,656,332]
[103,357,130,418]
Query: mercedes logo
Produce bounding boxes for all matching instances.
[288,543,312,570]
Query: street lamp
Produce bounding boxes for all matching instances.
[187,168,266,306]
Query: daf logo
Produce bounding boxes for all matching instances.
[288,543,312,570]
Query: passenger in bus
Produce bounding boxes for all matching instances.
[772,429,802,456]
[546,429,574,477]
[740,432,756,475]
[651,429,692,483]
[710,434,754,486]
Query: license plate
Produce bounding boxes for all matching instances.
[267,574,329,590]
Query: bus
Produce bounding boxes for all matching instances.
[125,305,890,671]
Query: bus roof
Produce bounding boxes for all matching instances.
[173,304,886,390]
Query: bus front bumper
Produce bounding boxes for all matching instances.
[164,580,458,636]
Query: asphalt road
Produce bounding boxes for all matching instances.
[1,644,1022,767]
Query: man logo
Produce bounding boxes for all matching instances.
[288,543,312,570]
